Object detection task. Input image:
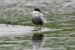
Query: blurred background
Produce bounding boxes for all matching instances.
[0,0,75,50]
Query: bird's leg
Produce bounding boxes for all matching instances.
[36,25,42,30]
[33,25,42,31]
[33,25,39,31]
[38,25,42,30]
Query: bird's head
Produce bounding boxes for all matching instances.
[34,8,41,13]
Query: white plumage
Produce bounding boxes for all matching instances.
[31,8,46,30]
[32,11,46,23]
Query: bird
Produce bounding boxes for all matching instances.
[32,8,46,50]
[32,8,46,31]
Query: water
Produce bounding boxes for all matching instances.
[0,15,75,50]
[0,0,75,50]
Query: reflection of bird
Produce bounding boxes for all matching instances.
[32,8,46,30]
[32,33,44,50]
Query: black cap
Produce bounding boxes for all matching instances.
[34,8,41,12]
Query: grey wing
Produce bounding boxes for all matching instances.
[40,13,46,23]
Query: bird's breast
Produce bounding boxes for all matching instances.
[32,14,40,18]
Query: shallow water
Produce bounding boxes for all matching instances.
[0,24,52,36]
[0,15,75,50]
[0,0,75,50]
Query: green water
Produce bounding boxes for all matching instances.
[0,14,75,50]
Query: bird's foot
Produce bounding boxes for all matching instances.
[33,28,39,31]
[38,27,42,30]
[33,27,42,31]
